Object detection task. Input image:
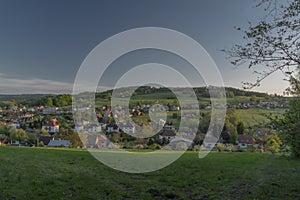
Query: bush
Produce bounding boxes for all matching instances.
[247,145,256,152]
[149,143,161,150]
[216,143,226,152]
[174,142,188,151]
[39,141,44,147]
[193,145,201,151]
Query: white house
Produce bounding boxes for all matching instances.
[42,118,59,134]
[84,124,102,133]
[119,122,135,134]
[158,119,166,126]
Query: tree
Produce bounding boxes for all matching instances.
[41,128,49,136]
[266,134,282,154]
[16,129,27,143]
[77,131,87,147]
[226,0,300,158]
[225,0,300,91]
[57,127,83,148]
[230,129,238,144]
[44,97,53,107]
[228,91,235,98]
[26,132,37,145]
[8,127,18,143]
[250,95,257,103]
[276,98,300,157]
[53,94,72,107]
[0,124,7,135]
[237,122,245,135]
[39,141,45,147]
[7,127,27,143]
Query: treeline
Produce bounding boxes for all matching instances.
[0,86,272,108]
[96,86,270,99]
[0,94,47,107]
[37,94,72,107]
[224,87,268,98]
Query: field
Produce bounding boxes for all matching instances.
[130,108,286,128]
[0,147,299,199]
[235,108,285,127]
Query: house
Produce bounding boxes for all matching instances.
[161,105,169,111]
[106,124,119,133]
[84,124,102,133]
[169,136,193,150]
[95,135,108,149]
[170,105,180,111]
[42,118,59,135]
[163,125,175,131]
[254,138,265,149]
[201,135,218,150]
[8,121,20,129]
[159,130,176,140]
[170,136,193,144]
[42,107,58,115]
[47,140,70,147]
[119,122,135,134]
[158,119,166,126]
[86,135,97,148]
[19,112,34,122]
[86,134,108,149]
[237,134,255,149]
[74,125,84,132]
[39,135,54,145]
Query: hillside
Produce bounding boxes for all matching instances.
[0,147,299,199]
[0,86,283,107]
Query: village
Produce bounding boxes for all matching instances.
[0,93,288,153]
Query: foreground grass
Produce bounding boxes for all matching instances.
[0,147,299,199]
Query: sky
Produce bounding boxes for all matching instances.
[0,0,290,94]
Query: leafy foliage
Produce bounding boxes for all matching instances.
[226,0,300,158]
[277,98,300,157]
[266,134,282,154]
[225,0,300,90]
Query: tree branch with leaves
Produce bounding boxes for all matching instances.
[224,0,300,93]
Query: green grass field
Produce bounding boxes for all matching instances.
[0,147,299,199]
[235,108,285,127]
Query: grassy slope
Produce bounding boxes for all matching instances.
[235,108,285,127]
[0,147,299,200]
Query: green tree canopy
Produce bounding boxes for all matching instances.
[226,0,300,158]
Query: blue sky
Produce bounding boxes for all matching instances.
[0,0,289,94]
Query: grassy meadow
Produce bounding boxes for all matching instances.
[0,146,299,200]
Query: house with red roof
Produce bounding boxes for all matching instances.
[86,134,108,149]
[237,134,255,149]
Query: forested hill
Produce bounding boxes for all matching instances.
[0,86,277,107]
[97,86,270,99]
